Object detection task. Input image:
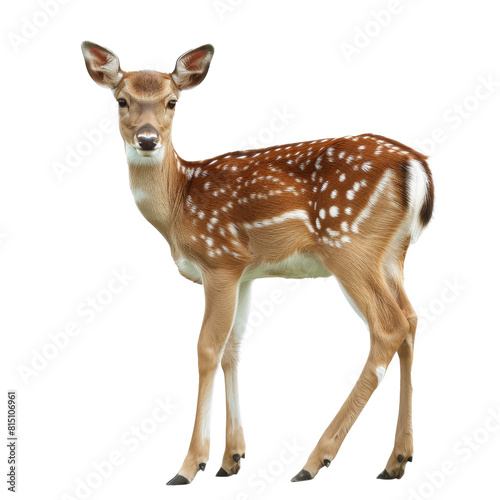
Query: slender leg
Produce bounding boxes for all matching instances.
[379,260,417,479]
[167,273,241,485]
[292,267,410,482]
[217,280,252,477]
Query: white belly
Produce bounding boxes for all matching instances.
[175,251,331,285]
[243,252,331,280]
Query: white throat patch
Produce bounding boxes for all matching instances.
[125,143,165,166]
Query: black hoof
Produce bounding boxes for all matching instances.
[291,469,313,482]
[377,469,394,480]
[233,454,241,462]
[242,453,246,459]
[397,454,404,463]
[199,462,206,471]
[216,467,229,477]
[324,459,331,468]
[167,474,190,485]
[408,456,413,462]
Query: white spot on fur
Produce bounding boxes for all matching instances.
[376,366,386,386]
[131,187,148,203]
[228,224,239,237]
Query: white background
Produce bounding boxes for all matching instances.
[1,0,499,499]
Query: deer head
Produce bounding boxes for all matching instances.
[81,41,214,164]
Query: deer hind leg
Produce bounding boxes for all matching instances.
[167,273,241,486]
[292,263,410,482]
[217,280,252,477]
[378,246,417,480]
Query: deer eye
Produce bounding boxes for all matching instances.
[167,100,177,109]
[117,98,127,108]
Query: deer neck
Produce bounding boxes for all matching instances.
[127,138,189,246]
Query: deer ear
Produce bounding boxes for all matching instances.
[81,41,123,89]
[171,44,214,91]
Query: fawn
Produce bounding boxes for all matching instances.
[81,41,434,485]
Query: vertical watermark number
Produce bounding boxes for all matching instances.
[7,392,17,493]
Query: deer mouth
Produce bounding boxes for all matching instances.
[134,145,163,157]
[126,143,164,163]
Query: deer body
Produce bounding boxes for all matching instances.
[82,42,434,485]
[129,134,429,286]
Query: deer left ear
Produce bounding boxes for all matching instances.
[171,44,214,91]
[81,41,123,89]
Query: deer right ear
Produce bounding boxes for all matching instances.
[171,44,214,91]
[81,41,123,89]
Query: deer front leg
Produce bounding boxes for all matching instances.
[217,280,252,477]
[167,273,241,486]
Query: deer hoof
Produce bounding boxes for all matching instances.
[166,474,190,485]
[377,469,397,480]
[291,469,313,482]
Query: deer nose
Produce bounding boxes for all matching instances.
[136,127,159,151]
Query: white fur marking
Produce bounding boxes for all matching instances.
[243,209,315,233]
[131,187,148,203]
[376,366,386,386]
[407,159,430,242]
[125,143,165,166]
[351,170,392,233]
